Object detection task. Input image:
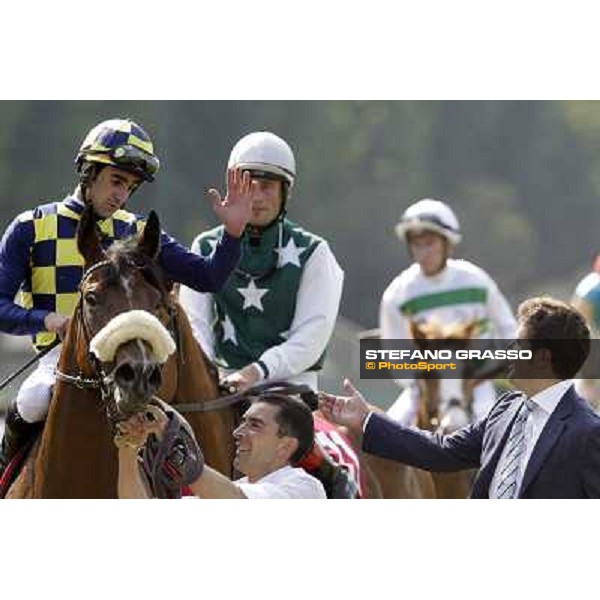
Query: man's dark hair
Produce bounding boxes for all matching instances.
[517,296,590,379]
[255,394,314,464]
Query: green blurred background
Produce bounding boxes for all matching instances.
[1,100,598,411]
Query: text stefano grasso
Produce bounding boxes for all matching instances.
[363,349,532,361]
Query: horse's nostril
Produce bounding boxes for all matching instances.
[115,363,135,385]
[148,365,161,390]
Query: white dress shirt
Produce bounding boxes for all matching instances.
[489,379,573,498]
[236,465,327,499]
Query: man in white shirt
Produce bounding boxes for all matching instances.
[380,198,516,424]
[116,391,326,499]
[320,296,600,498]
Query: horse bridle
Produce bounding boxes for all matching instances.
[55,259,176,425]
[55,261,318,423]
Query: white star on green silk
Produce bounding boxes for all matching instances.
[204,239,218,258]
[237,279,269,312]
[221,314,238,345]
[276,238,306,268]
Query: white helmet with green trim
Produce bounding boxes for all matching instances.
[395,198,462,245]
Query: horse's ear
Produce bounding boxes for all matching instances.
[410,320,427,341]
[463,319,482,339]
[77,205,106,267]
[138,210,161,260]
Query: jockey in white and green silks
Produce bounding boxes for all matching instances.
[180,132,344,394]
[380,198,517,425]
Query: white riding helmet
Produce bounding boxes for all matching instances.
[394,198,462,245]
[228,131,296,187]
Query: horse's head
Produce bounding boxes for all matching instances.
[73,206,175,418]
[410,318,481,433]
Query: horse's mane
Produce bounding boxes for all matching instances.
[104,236,172,297]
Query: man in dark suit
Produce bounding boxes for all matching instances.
[320,296,600,498]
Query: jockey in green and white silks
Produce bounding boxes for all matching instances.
[380,198,517,425]
[180,131,344,393]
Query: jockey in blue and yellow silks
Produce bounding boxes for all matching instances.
[0,117,253,474]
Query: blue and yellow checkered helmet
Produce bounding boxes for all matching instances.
[75,118,160,182]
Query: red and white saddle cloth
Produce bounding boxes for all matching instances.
[312,414,364,497]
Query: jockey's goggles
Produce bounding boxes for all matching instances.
[400,213,460,238]
[244,168,287,183]
[109,144,160,182]
[402,213,457,233]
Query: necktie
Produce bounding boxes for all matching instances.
[496,398,534,499]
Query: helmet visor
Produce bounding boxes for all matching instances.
[401,212,457,233]
[109,144,160,181]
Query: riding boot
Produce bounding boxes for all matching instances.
[0,403,40,476]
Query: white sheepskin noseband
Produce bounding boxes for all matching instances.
[89,310,176,364]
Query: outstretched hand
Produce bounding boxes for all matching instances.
[207,167,255,238]
[318,379,371,435]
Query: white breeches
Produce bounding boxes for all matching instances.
[15,345,61,423]
[386,380,498,426]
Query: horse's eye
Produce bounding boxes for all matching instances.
[85,292,98,307]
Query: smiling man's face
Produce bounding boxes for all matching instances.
[233,401,297,482]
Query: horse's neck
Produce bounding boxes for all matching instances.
[34,327,117,498]
[165,304,235,478]
[165,304,219,401]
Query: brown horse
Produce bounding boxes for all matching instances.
[410,318,482,499]
[359,450,437,498]
[6,208,235,498]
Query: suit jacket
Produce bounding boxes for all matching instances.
[363,386,600,498]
